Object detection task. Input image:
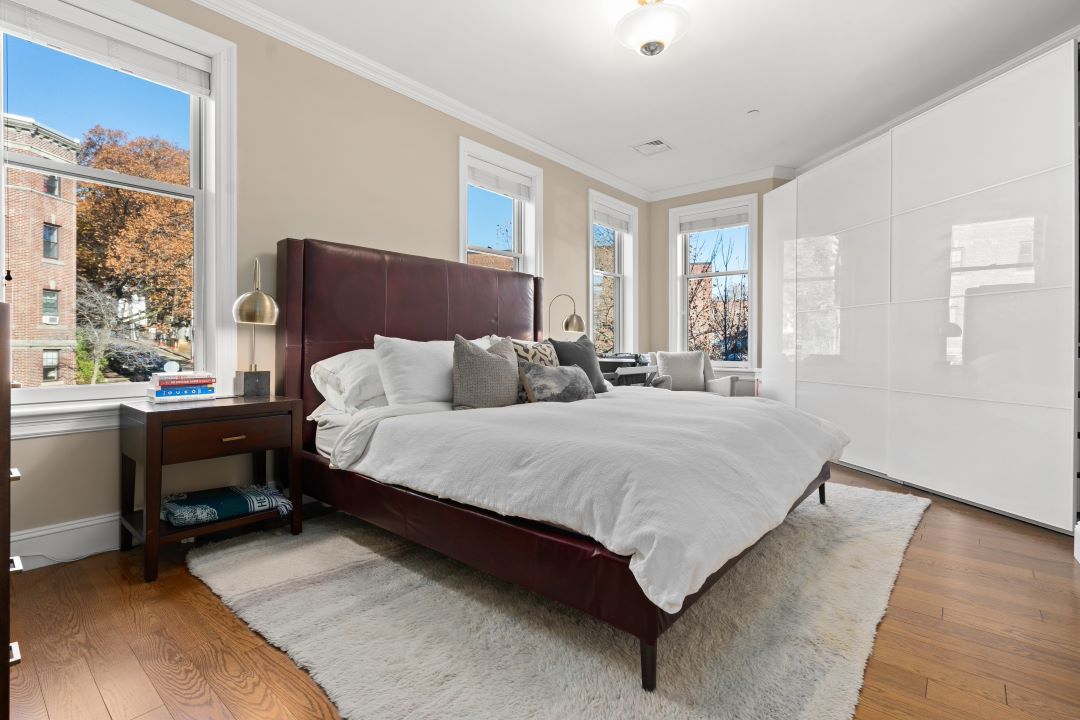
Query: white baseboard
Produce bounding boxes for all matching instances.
[10,512,121,570]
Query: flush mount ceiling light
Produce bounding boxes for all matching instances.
[616,0,690,57]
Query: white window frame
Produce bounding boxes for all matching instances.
[586,189,637,354]
[41,348,59,382]
[668,194,758,370]
[459,137,542,276]
[0,0,237,438]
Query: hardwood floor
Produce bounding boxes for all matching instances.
[8,465,1080,719]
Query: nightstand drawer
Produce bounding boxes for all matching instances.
[162,414,291,464]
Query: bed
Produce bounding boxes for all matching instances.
[275,238,840,691]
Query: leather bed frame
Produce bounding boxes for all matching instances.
[275,238,829,691]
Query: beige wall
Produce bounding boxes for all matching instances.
[10,0,790,535]
[646,178,789,359]
[10,0,650,533]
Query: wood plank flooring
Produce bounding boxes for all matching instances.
[8,464,1080,719]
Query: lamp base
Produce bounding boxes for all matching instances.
[236,370,271,397]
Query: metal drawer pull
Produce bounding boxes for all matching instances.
[9,467,20,481]
[221,435,248,443]
[9,641,20,666]
[10,556,22,573]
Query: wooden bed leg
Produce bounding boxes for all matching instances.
[640,639,656,692]
[819,483,826,505]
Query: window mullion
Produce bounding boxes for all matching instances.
[467,247,521,260]
[4,152,194,199]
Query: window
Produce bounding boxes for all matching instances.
[669,195,757,367]
[41,289,59,324]
[587,190,637,355]
[466,185,519,271]
[460,138,542,275]
[0,0,237,415]
[42,349,60,382]
[42,223,59,259]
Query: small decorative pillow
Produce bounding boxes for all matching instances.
[511,339,560,402]
[511,339,560,367]
[547,335,608,394]
[519,362,596,403]
[452,335,519,410]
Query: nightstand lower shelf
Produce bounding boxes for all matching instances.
[120,507,288,546]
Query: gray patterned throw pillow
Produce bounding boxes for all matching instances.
[519,362,596,403]
[452,335,518,410]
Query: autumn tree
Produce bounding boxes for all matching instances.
[76,126,193,335]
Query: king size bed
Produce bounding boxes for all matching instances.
[275,238,847,691]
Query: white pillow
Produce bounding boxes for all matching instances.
[310,348,387,412]
[374,335,496,405]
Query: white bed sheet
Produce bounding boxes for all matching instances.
[313,409,353,459]
[328,387,849,613]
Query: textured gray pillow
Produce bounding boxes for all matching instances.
[519,362,596,403]
[452,335,518,409]
[655,351,707,391]
[546,335,607,393]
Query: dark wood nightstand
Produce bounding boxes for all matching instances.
[119,396,302,581]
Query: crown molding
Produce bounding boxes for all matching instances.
[797,23,1080,175]
[190,0,659,200]
[648,166,796,202]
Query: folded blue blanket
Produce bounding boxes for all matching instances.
[160,485,293,527]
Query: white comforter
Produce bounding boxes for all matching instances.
[329,388,848,613]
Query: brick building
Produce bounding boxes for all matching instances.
[4,114,78,387]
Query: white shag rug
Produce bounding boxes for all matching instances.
[187,483,928,720]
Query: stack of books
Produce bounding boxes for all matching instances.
[148,372,216,403]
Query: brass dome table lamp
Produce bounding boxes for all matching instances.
[232,258,279,396]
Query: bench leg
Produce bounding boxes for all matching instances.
[819,483,826,505]
[640,639,656,691]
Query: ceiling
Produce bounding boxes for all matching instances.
[222,0,1080,199]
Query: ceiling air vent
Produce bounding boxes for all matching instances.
[632,138,672,156]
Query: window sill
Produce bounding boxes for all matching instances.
[11,397,126,439]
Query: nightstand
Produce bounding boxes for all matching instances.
[119,396,302,581]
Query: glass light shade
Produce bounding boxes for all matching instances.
[563,313,586,333]
[615,1,689,56]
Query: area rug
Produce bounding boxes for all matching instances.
[187,483,929,720]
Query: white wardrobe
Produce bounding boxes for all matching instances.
[762,42,1077,531]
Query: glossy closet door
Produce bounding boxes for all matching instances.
[892,43,1074,214]
[793,134,892,473]
[797,135,891,238]
[761,181,797,405]
[887,43,1076,530]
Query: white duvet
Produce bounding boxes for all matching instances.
[329,388,848,613]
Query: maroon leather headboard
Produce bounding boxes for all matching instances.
[275,238,543,448]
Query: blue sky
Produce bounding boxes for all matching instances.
[688,226,749,272]
[3,35,190,148]
[467,185,514,251]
